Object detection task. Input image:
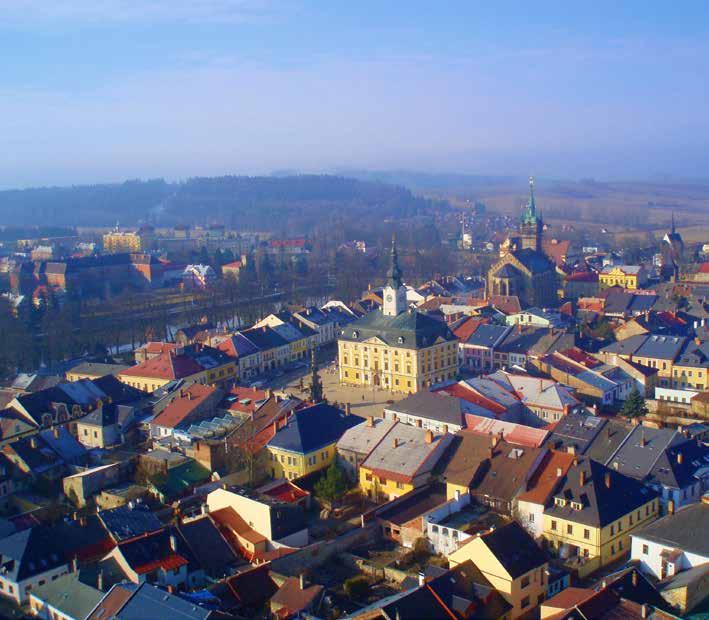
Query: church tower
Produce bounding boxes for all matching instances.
[519,176,542,252]
[382,235,407,317]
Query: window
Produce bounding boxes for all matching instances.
[431,525,438,533]
[365,473,372,482]
[521,576,530,588]
[521,596,530,609]
[642,544,649,555]
[610,525,615,535]
[567,524,573,535]
[396,482,404,490]
[551,520,557,531]
[584,529,590,540]
[611,545,615,554]
[619,540,624,551]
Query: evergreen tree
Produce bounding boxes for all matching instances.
[621,387,648,418]
[314,463,349,504]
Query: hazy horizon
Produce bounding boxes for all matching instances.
[2,1,709,188]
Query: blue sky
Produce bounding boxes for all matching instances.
[1,1,708,187]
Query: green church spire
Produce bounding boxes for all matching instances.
[521,176,537,225]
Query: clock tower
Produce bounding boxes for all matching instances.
[382,235,407,317]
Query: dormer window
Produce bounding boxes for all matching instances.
[571,501,583,510]
[554,497,566,507]
[398,336,405,344]
[352,331,359,338]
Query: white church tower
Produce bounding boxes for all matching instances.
[382,235,407,317]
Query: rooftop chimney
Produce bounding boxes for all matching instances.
[668,500,675,515]
[604,472,611,489]
[71,556,78,573]
[641,604,649,619]
[567,445,576,455]
[299,573,306,590]
[53,427,60,439]
[170,534,177,552]
[556,467,563,477]
[345,403,351,416]
[640,431,647,447]
[425,430,434,444]
[632,571,638,587]
[366,416,374,427]
[29,436,37,449]
[418,571,425,587]
[392,437,399,449]
[97,569,104,591]
[579,470,587,486]
[677,452,683,465]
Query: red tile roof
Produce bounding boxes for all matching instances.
[462,415,549,448]
[151,384,218,428]
[453,317,488,342]
[542,239,571,267]
[139,342,177,355]
[120,350,203,380]
[435,384,508,416]
[518,450,576,504]
[489,295,522,315]
[133,552,188,575]
[259,481,309,504]
[270,577,323,615]
[698,262,709,274]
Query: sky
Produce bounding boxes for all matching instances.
[1,1,709,188]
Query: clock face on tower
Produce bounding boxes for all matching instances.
[386,295,393,302]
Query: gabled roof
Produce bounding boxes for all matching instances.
[518,449,576,505]
[239,325,290,350]
[98,505,163,542]
[268,404,360,454]
[117,529,188,575]
[0,525,67,582]
[336,418,396,456]
[360,423,450,483]
[30,572,103,620]
[176,515,238,576]
[385,390,464,427]
[151,384,219,429]
[513,248,555,274]
[606,425,685,481]
[478,521,548,578]
[90,583,211,620]
[462,324,510,348]
[545,458,658,527]
[270,577,323,615]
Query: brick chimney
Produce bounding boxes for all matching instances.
[579,469,587,486]
[677,452,683,465]
[668,500,675,515]
[366,416,374,427]
[392,437,399,449]
[425,430,434,444]
[632,571,638,587]
[604,472,611,489]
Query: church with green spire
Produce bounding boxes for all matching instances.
[487,177,558,307]
[337,236,459,394]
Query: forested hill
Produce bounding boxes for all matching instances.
[0,175,445,231]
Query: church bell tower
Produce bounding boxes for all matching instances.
[382,235,407,317]
[519,176,542,252]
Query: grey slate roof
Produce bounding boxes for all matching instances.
[480,521,549,579]
[98,505,163,542]
[513,248,555,274]
[634,501,709,558]
[545,411,607,455]
[634,335,686,361]
[103,583,212,620]
[464,324,510,348]
[339,308,457,350]
[605,426,685,481]
[386,391,464,427]
[585,420,631,464]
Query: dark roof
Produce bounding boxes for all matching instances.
[117,529,186,575]
[634,335,687,361]
[104,583,212,620]
[545,411,607,455]
[386,391,464,427]
[267,404,361,454]
[0,525,67,582]
[464,324,509,348]
[338,308,457,350]
[513,248,555,274]
[375,483,449,526]
[176,516,238,577]
[480,521,548,578]
[545,458,658,527]
[80,403,119,427]
[39,426,87,463]
[240,325,290,350]
[214,564,277,611]
[634,501,709,557]
[606,426,685,481]
[497,328,553,355]
[649,438,709,489]
[98,505,163,542]
[585,420,631,464]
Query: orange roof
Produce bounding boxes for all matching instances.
[151,384,218,428]
[518,450,575,504]
[699,263,709,274]
[542,239,571,267]
[223,261,243,269]
[139,341,177,355]
[133,552,188,575]
[211,507,267,545]
[453,317,488,341]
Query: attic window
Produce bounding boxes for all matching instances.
[398,337,405,344]
[554,497,566,507]
[571,501,583,510]
[352,331,359,338]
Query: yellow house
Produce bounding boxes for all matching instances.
[671,340,709,390]
[542,458,659,578]
[599,265,646,290]
[449,521,549,619]
[358,424,452,502]
[266,404,361,481]
[338,237,458,394]
[66,362,129,382]
[118,345,236,393]
[102,229,144,253]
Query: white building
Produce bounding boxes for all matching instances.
[631,499,709,580]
